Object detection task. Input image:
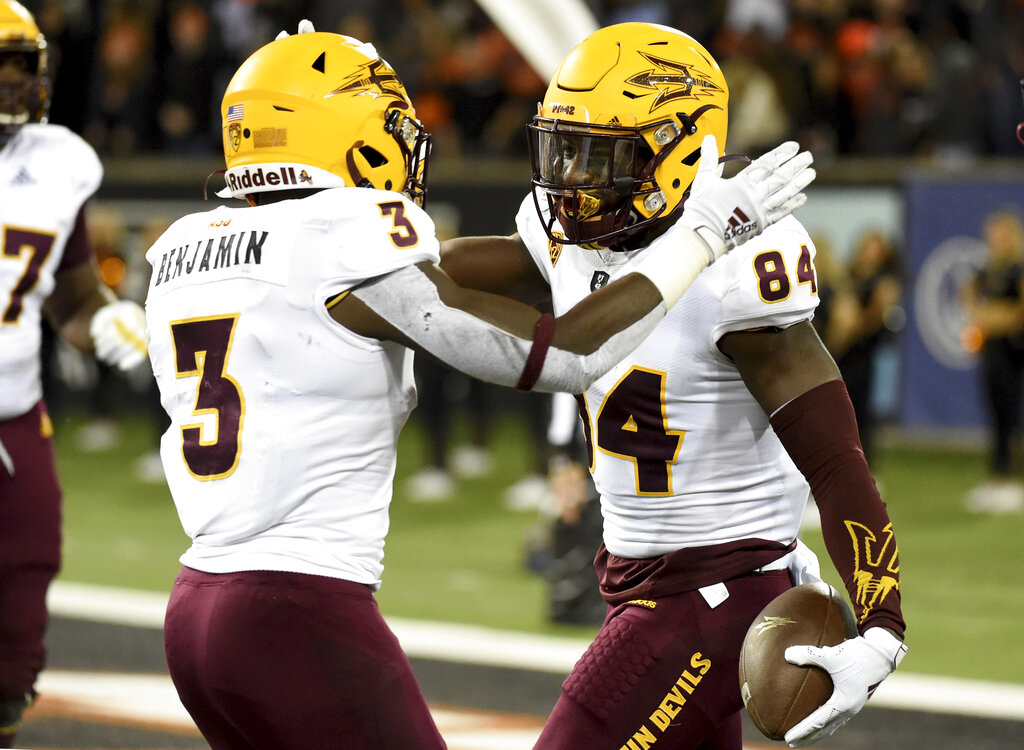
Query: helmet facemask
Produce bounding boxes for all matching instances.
[529,114,691,249]
[382,107,431,206]
[0,41,48,146]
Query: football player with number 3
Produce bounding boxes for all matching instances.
[144,20,813,750]
[439,22,907,750]
[0,1,148,746]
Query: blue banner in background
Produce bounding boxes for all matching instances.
[903,180,1024,428]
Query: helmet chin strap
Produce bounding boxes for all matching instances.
[345,141,375,189]
[203,169,228,200]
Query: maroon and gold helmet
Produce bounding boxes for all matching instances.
[218,31,430,205]
[0,0,49,145]
[528,22,728,250]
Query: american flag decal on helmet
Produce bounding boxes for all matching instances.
[227,104,244,122]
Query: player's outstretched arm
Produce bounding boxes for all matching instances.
[334,261,666,393]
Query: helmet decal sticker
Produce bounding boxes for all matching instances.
[253,127,286,148]
[328,57,405,101]
[625,52,724,113]
[548,233,564,266]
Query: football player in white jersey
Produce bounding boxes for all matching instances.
[439,23,907,750]
[146,21,814,750]
[0,1,147,746]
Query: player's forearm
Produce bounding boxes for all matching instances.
[352,265,667,393]
[528,305,666,393]
[769,379,906,637]
[46,287,112,354]
[45,261,115,353]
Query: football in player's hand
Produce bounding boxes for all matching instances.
[738,582,857,740]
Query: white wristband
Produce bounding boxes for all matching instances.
[632,226,711,308]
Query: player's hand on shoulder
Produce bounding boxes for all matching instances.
[680,135,815,262]
[782,627,907,747]
[90,300,148,371]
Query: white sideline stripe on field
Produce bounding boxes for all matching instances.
[36,670,192,726]
[33,669,547,750]
[48,581,1024,722]
[47,580,591,672]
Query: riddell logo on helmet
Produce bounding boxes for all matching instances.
[226,166,306,192]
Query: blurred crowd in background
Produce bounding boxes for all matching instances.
[20,0,1024,164]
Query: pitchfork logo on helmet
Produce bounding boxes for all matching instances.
[0,0,49,146]
[528,22,729,250]
[330,57,407,101]
[216,31,430,204]
[625,52,725,113]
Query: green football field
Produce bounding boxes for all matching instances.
[51,408,1024,686]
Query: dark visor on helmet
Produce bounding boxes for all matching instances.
[528,119,654,246]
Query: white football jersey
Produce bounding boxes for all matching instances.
[516,197,819,558]
[145,188,439,587]
[0,125,102,420]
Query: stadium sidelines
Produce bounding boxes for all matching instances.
[47,581,1024,723]
[31,669,549,750]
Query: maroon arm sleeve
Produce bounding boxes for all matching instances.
[515,313,555,391]
[770,379,906,638]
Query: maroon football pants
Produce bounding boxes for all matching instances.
[0,401,62,704]
[164,566,447,750]
[533,569,792,750]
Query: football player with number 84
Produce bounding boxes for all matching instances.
[441,21,907,750]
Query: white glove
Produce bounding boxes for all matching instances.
[783,627,907,747]
[679,135,815,262]
[276,19,316,40]
[89,300,148,371]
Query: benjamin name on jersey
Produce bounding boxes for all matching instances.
[152,229,269,287]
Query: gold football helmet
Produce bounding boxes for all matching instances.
[218,32,430,204]
[528,22,728,249]
[0,0,49,144]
